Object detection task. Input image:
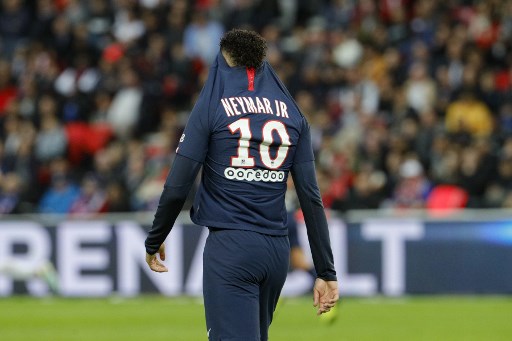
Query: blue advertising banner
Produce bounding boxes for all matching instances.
[0,215,511,297]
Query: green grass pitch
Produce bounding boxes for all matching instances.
[1,296,511,340]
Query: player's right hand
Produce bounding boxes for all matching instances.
[146,243,168,272]
[313,279,339,315]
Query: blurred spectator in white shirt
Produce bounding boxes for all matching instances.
[183,10,224,65]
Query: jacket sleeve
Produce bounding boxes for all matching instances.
[144,154,202,255]
[291,160,337,281]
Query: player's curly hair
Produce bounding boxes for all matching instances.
[220,29,267,69]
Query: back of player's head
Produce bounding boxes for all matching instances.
[220,29,267,69]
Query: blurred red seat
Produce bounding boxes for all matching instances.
[65,123,113,165]
[426,185,468,216]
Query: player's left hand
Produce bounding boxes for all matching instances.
[313,278,339,316]
[146,244,168,272]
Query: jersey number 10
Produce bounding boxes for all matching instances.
[228,118,291,170]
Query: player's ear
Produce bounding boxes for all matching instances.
[221,50,236,67]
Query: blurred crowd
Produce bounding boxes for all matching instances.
[1,0,512,215]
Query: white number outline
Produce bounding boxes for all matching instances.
[228,118,291,170]
[228,118,255,167]
[260,120,291,169]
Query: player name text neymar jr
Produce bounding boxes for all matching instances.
[221,96,289,118]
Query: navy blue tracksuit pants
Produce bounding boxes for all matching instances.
[203,228,290,341]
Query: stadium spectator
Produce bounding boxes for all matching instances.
[0,0,31,58]
[112,6,145,44]
[391,157,432,209]
[0,60,18,116]
[104,180,131,212]
[457,142,495,207]
[445,88,494,137]
[0,172,22,214]
[333,164,386,211]
[105,66,143,138]
[69,173,108,215]
[34,97,68,162]
[404,61,436,114]
[38,173,79,214]
[183,9,224,65]
[38,157,79,214]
